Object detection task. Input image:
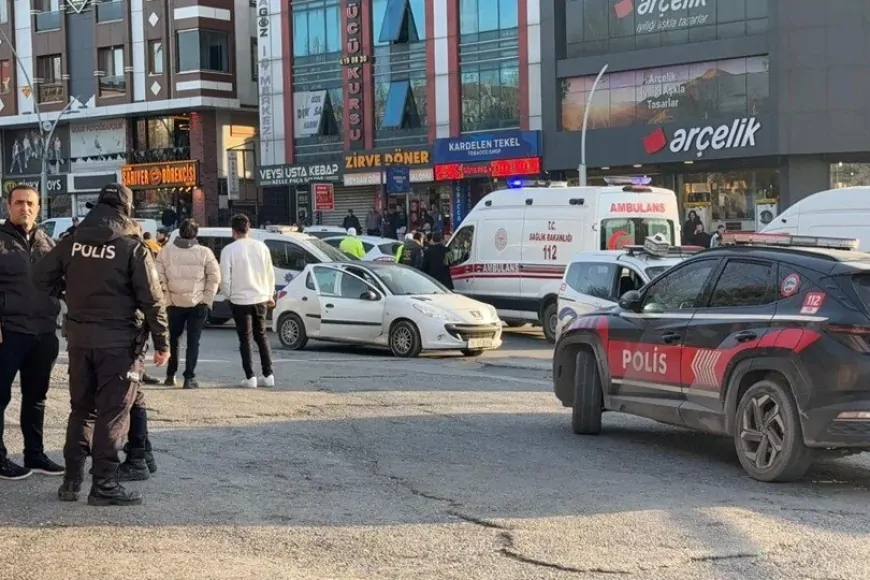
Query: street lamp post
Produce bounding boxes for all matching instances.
[578,64,608,187]
[0,27,79,221]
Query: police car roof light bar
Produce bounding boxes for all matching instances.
[721,232,860,250]
[622,244,705,258]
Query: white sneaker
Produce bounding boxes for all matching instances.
[258,374,275,388]
[240,377,257,389]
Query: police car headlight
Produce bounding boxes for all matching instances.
[487,305,499,320]
[413,303,459,321]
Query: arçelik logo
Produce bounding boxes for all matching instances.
[643,117,762,158]
[614,0,708,19]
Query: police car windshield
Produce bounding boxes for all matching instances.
[601,218,674,250]
[368,265,447,295]
[308,238,357,261]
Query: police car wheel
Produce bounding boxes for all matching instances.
[571,351,603,435]
[542,303,558,343]
[734,378,814,483]
[390,320,422,358]
[277,313,308,350]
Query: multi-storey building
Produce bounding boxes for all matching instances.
[0,0,260,225]
[255,0,543,230]
[542,0,870,236]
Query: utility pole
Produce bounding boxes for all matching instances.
[578,64,608,187]
[0,28,80,221]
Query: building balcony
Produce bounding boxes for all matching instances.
[96,0,124,22]
[37,83,64,104]
[99,75,126,97]
[34,10,61,32]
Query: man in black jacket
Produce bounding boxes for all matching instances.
[421,232,454,290]
[32,183,170,506]
[0,185,63,481]
[399,232,425,269]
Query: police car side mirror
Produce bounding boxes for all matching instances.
[619,290,643,312]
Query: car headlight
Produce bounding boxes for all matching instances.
[487,305,499,320]
[413,303,460,321]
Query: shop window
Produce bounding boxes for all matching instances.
[679,169,780,233]
[831,163,870,189]
[561,56,769,132]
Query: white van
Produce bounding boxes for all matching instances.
[170,227,353,324]
[446,184,681,341]
[761,187,870,250]
[40,217,159,240]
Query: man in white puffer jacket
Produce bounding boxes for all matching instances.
[155,219,220,389]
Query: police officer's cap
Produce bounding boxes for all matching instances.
[84,183,133,210]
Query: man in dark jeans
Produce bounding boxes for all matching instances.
[220,214,276,388]
[0,185,64,480]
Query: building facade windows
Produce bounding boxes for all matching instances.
[36,54,62,104]
[373,0,425,44]
[98,46,126,97]
[292,0,341,57]
[177,29,231,73]
[149,41,164,75]
[560,56,769,131]
[459,0,518,35]
[0,60,11,94]
[372,0,427,146]
[0,0,8,24]
[458,0,520,133]
[564,0,768,57]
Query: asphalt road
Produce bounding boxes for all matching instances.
[1,327,870,580]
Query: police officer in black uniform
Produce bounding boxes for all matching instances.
[32,183,170,506]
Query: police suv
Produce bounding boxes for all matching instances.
[555,236,703,340]
[554,232,870,482]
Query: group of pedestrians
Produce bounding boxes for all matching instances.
[0,180,277,507]
[395,231,454,289]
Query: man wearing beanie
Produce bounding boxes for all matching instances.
[32,182,170,506]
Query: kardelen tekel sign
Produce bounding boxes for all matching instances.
[434,130,541,164]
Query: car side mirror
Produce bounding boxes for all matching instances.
[360,290,380,301]
[619,290,643,312]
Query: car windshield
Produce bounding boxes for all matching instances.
[370,265,448,295]
[308,238,357,261]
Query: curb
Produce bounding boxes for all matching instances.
[477,358,552,372]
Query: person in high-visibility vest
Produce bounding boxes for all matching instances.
[395,232,414,263]
[339,228,366,259]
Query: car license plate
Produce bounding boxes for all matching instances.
[468,338,492,349]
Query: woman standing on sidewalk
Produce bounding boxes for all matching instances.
[155,219,220,389]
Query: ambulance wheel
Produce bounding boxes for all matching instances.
[542,302,558,343]
[571,351,602,435]
[390,320,422,358]
[734,378,814,482]
[277,313,308,350]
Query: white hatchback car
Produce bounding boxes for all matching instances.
[272,262,504,357]
[301,225,350,239]
[321,235,402,262]
[555,241,704,339]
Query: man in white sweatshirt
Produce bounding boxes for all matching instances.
[219,214,276,388]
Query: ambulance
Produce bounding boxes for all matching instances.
[446,183,681,342]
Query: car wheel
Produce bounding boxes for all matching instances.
[734,378,814,482]
[505,321,527,328]
[208,317,230,326]
[390,320,422,358]
[571,350,603,435]
[461,348,485,357]
[277,313,308,350]
[542,302,558,343]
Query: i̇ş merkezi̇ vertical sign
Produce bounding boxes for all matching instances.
[257,0,274,164]
[341,0,367,151]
